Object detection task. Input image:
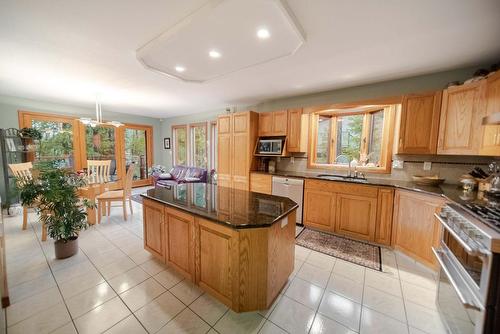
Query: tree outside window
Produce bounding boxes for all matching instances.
[309,105,394,172]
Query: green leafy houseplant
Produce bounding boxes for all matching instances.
[17,161,94,258]
[19,127,42,140]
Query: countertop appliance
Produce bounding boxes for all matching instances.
[257,138,284,155]
[433,203,500,333]
[272,176,304,224]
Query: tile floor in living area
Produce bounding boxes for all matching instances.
[3,195,447,334]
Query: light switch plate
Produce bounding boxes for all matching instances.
[423,162,432,171]
[392,160,404,169]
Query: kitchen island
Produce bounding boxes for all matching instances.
[141,183,298,312]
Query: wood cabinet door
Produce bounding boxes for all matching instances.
[375,188,394,245]
[335,194,377,241]
[258,113,273,136]
[272,110,288,136]
[437,81,486,155]
[480,71,500,156]
[392,190,445,267]
[249,173,272,194]
[232,113,250,190]
[196,218,238,307]
[217,115,232,182]
[399,91,442,154]
[143,200,165,261]
[165,208,195,279]
[287,109,303,152]
[303,189,336,232]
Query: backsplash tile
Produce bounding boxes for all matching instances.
[274,156,497,184]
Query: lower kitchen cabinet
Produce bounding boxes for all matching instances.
[375,188,395,245]
[303,188,336,232]
[164,207,195,280]
[143,199,165,261]
[249,172,272,194]
[392,189,446,268]
[196,218,238,306]
[335,193,377,241]
[304,179,386,242]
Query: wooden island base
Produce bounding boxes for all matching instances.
[143,198,296,312]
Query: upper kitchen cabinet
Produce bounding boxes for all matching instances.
[398,91,442,154]
[258,110,288,136]
[480,71,500,156]
[217,111,258,190]
[437,80,486,155]
[287,108,309,153]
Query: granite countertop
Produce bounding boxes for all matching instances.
[141,183,298,229]
[251,170,489,218]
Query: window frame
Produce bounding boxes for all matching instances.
[307,105,395,174]
[172,124,189,166]
[172,121,217,171]
[189,122,208,169]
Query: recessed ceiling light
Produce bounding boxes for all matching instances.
[175,66,185,73]
[209,50,221,58]
[257,28,270,39]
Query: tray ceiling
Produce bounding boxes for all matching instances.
[137,0,305,82]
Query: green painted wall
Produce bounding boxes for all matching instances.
[0,95,162,204]
[160,65,483,168]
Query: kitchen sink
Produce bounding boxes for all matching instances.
[316,174,368,182]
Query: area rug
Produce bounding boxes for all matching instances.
[130,194,143,204]
[296,228,382,271]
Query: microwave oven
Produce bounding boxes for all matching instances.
[257,138,284,155]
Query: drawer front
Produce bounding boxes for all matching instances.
[305,179,378,198]
[250,173,272,194]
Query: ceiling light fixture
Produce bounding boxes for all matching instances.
[209,50,221,58]
[256,28,270,39]
[79,96,123,128]
[175,66,186,73]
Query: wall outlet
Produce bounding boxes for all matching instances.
[392,160,404,169]
[290,156,295,164]
[423,162,432,171]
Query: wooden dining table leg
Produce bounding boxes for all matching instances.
[85,186,97,226]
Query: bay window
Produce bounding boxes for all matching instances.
[309,105,395,173]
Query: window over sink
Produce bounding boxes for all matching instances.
[309,104,396,173]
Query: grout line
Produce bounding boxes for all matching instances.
[27,220,80,334]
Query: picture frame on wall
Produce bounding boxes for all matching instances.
[164,137,171,149]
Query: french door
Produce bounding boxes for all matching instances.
[18,111,153,187]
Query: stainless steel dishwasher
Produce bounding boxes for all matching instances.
[272,176,304,224]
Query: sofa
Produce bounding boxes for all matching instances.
[152,165,207,187]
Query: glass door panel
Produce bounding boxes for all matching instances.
[125,128,148,181]
[30,119,75,168]
[85,125,118,176]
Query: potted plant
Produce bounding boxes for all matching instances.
[17,161,94,259]
[18,127,42,151]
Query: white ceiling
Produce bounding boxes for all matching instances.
[0,0,499,118]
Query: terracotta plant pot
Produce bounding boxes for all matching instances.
[54,237,79,259]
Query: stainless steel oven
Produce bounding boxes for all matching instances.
[434,204,500,334]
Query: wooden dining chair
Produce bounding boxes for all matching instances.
[87,160,111,178]
[96,164,135,223]
[8,162,47,241]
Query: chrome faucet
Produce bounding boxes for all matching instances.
[335,154,352,177]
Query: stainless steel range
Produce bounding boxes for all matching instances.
[434,203,500,334]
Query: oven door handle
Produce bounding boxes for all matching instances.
[432,247,483,311]
[434,213,478,256]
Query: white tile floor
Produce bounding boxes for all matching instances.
[3,191,448,334]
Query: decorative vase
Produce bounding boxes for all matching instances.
[54,237,79,259]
